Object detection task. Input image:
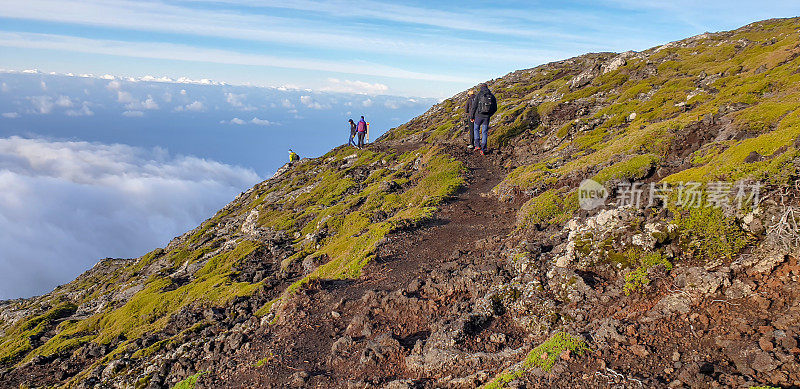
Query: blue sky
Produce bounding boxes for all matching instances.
[3,0,800,98]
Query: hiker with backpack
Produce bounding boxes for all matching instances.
[469,83,498,155]
[348,119,358,147]
[357,116,367,148]
[465,89,477,150]
[288,149,300,163]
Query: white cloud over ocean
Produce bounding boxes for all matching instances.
[0,136,260,299]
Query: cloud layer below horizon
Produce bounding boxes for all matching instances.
[0,136,260,299]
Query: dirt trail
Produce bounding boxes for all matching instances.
[221,143,519,388]
[369,144,517,290]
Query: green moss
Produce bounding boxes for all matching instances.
[735,100,800,133]
[254,352,274,367]
[255,298,280,318]
[482,332,589,388]
[593,154,660,184]
[35,241,263,357]
[430,121,456,140]
[173,371,205,389]
[0,301,77,365]
[495,163,557,193]
[667,110,800,183]
[573,128,608,150]
[490,105,538,146]
[518,188,578,228]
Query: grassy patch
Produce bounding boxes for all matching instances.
[483,332,589,388]
[592,154,660,184]
[517,188,578,228]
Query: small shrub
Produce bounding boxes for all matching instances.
[673,206,751,261]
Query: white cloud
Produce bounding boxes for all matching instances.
[250,117,274,126]
[162,92,172,102]
[55,95,74,107]
[125,95,159,110]
[180,89,187,95]
[321,78,389,95]
[226,117,246,125]
[362,98,373,107]
[66,102,94,117]
[281,98,294,108]
[2,112,20,118]
[225,92,256,111]
[122,110,144,117]
[140,75,173,83]
[0,0,574,65]
[1,82,9,92]
[106,80,122,90]
[40,80,47,90]
[221,117,275,126]
[175,100,205,112]
[143,97,159,109]
[117,90,134,103]
[0,32,476,83]
[27,96,54,114]
[0,136,259,299]
[299,95,330,110]
[225,92,244,107]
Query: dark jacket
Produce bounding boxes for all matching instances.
[469,85,497,120]
[465,95,475,119]
[349,121,357,135]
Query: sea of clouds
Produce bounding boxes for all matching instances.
[0,136,260,299]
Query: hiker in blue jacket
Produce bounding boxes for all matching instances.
[469,83,498,155]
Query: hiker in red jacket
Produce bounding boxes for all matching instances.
[469,83,498,155]
[357,116,367,148]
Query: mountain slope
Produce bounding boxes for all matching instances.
[2,17,800,388]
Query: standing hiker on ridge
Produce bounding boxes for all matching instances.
[357,116,367,148]
[469,83,498,155]
[465,89,477,150]
[288,148,300,163]
[348,119,358,147]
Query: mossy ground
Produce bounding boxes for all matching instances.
[482,332,589,388]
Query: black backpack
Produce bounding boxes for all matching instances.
[477,91,496,115]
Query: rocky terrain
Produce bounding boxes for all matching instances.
[2,17,800,388]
